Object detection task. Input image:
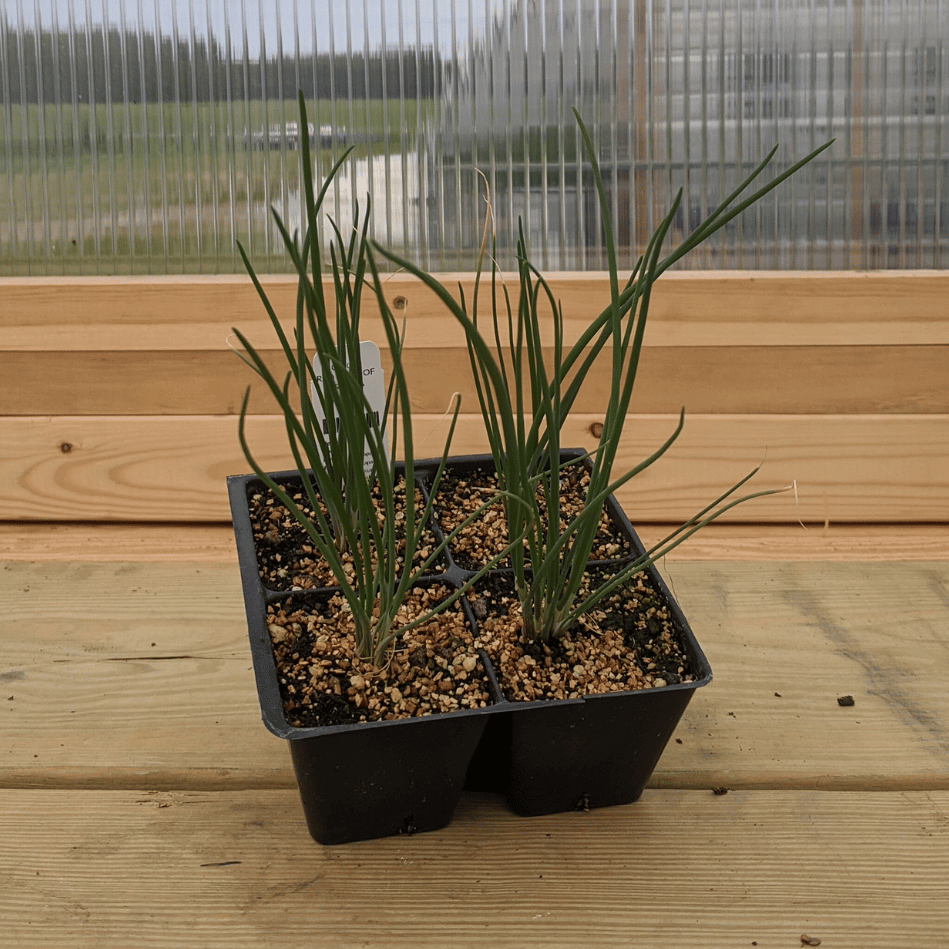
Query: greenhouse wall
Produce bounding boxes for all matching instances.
[1,0,945,274]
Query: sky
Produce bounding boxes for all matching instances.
[14,0,488,57]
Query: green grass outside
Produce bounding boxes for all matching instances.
[0,97,433,276]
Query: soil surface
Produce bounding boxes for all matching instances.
[265,583,493,727]
[252,463,697,727]
[247,475,444,591]
[469,569,696,702]
[433,463,634,571]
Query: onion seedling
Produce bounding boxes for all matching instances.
[233,92,525,666]
[376,112,832,643]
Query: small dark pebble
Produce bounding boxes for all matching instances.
[712,786,729,795]
[774,692,782,697]
[837,694,855,707]
[675,738,683,744]
[407,646,428,667]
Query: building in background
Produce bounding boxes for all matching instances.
[433,0,948,269]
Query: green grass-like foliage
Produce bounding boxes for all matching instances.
[376,112,833,643]
[231,92,521,667]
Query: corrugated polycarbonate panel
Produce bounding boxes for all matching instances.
[1,0,946,274]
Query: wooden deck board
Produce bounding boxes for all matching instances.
[4,271,949,346]
[2,560,947,791]
[6,345,946,416]
[4,522,949,562]
[3,414,948,522]
[1,787,947,948]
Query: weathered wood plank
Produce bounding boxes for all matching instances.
[6,314,945,350]
[0,523,242,562]
[2,561,947,791]
[4,344,946,415]
[2,414,947,522]
[4,272,949,349]
[4,522,949,563]
[1,788,946,948]
[0,560,286,788]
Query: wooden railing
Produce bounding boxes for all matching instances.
[2,271,947,524]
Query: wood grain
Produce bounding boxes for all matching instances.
[4,312,945,350]
[4,344,946,415]
[1,788,946,948]
[2,560,947,791]
[4,272,949,348]
[4,522,949,562]
[2,413,947,522]
[4,271,947,947]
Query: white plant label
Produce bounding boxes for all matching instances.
[310,340,388,475]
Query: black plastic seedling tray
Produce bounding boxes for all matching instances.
[228,452,711,842]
